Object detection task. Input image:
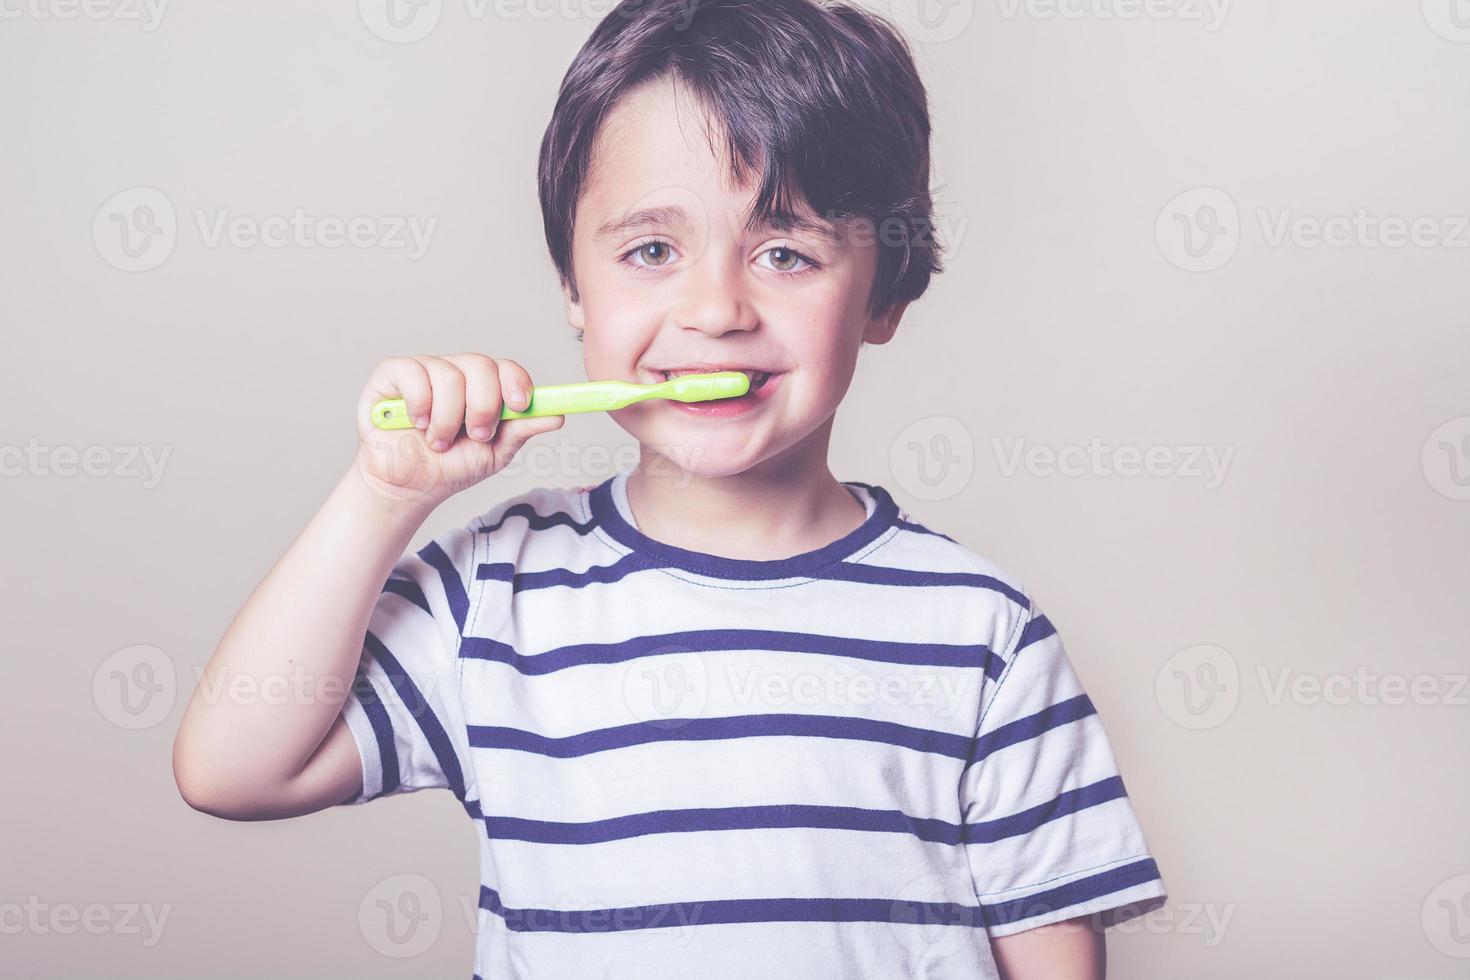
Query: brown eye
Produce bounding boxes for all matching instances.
[623,240,680,271]
[638,242,672,266]
[768,247,799,272]
[760,246,813,274]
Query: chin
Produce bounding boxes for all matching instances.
[643,440,754,480]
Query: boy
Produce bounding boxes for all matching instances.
[172,1,1167,977]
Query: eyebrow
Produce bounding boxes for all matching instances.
[593,206,690,242]
[763,212,841,245]
[593,205,842,245]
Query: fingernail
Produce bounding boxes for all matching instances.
[469,426,491,441]
[429,437,448,451]
[415,416,429,429]
[506,388,525,410]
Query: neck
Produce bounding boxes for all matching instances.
[626,425,867,562]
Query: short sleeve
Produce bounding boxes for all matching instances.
[335,522,478,807]
[960,601,1167,937]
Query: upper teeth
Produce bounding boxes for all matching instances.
[661,368,770,381]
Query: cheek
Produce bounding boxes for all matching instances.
[778,326,856,416]
[576,262,654,367]
[783,283,869,370]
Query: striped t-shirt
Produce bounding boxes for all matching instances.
[339,462,1167,979]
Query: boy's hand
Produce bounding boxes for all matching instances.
[353,353,565,507]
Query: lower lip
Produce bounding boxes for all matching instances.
[657,371,785,417]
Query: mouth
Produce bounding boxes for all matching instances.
[652,365,779,392]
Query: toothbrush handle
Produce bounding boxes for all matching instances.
[370,381,642,430]
[503,380,642,417]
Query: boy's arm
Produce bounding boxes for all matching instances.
[961,598,1167,972]
[171,353,563,821]
[991,915,1106,980]
[171,463,436,820]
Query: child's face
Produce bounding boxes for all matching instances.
[564,75,906,478]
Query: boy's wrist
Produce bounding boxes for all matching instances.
[342,458,443,529]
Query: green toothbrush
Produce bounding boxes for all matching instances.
[370,370,752,430]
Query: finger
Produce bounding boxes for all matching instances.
[487,412,565,468]
[442,353,503,444]
[417,355,466,453]
[359,355,433,437]
[495,358,535,415]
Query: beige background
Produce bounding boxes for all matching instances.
[4,1,1468,976]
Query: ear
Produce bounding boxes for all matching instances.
[562,278,586,333]
[862,300,909,346]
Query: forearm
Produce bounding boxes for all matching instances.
[991,915,1106,980]
[172,462,436,811]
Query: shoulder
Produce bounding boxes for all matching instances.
[408,482,596,639]
[455,480,599,566]
[465,481,589,534]
[869,489,1038,653]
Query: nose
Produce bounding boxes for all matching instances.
[671,245,758,337]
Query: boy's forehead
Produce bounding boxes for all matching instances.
[586,77,718,185]
[579,78,839,245]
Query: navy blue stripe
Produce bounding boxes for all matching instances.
[382,577,431,615]
[966,693,1096,771]
[461,627,994,675]
[500,553,1029,601]
[981,857,1162,928]
[963,776,1127,844]
[481,803,966,845]
[476,562,514,582]
[508,554,647,593]
[477,857,1162,935]
[364,630,467,800]
[1016,614,1056,652]
[418,540,468,633]
[477,502,595,536]
[895,518,958,544]
[351,670,399,797]
[818,564,1031,606]
[479,886,984,933]
[477,777,1117,849]
[589,473,901,581]
[467,713,973,760]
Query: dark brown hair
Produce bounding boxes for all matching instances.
[537,0,943,320]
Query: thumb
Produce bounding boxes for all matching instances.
[489,414,566,469]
